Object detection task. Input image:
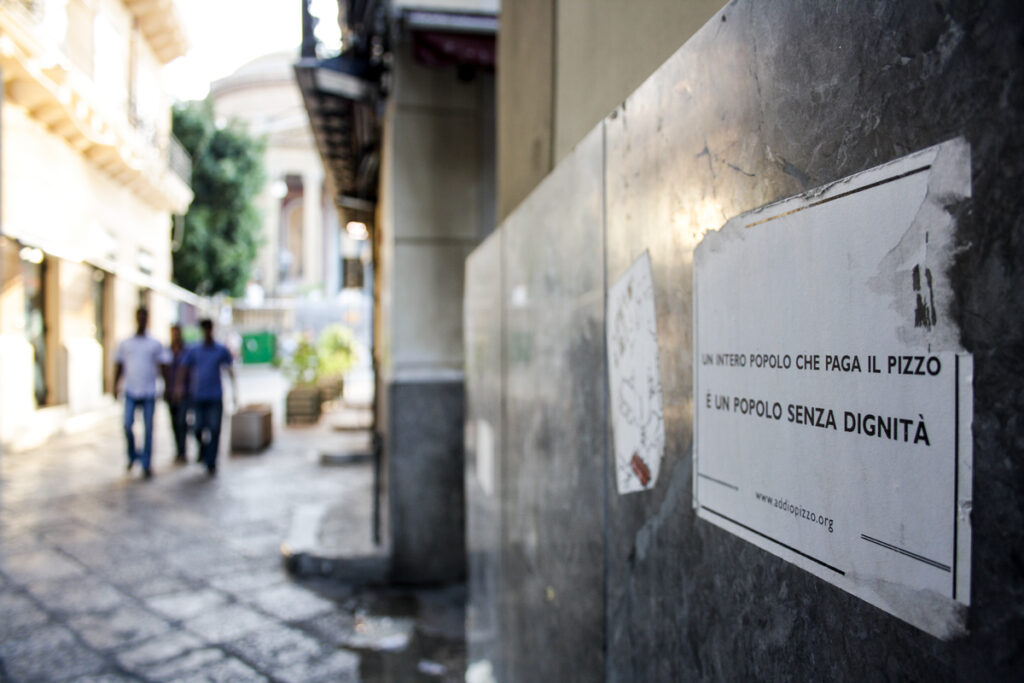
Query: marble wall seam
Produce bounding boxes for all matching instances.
[599,118,612,683]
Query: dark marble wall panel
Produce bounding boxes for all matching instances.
[388,381,465,583]
[500,126,606,682]
[467,0,1023,679]
[464,230,504,679]
[602,1,1024,680]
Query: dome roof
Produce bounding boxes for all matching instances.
[210,50,300,96]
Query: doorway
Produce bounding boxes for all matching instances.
[21,249,47,407]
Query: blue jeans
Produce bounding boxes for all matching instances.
[167,399,190,459]
[124,395,155,471]
[193,399,223,471]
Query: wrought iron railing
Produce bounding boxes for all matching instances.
[167,135,191,186]
[0,0,43,22]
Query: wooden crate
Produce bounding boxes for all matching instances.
[231,404,273,451]
[286,386,322,424]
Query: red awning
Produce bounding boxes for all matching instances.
[412,31,496,71]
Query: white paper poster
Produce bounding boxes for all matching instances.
[693,140,973,639]
[608,251,665,494]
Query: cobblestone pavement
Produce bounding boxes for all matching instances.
[0,383,465,682]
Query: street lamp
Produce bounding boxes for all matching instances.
[345,221,368,241]
[19,246,44,264]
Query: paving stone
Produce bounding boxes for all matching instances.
[183,603,278,643]
[168,542,241,569]
[68,604,173,650]
[71,672,141,683]
[24,574,128,615]
[0,529,44,559]
[220,519,282,540]
[225,623,322,672]
[147,588,229,621]
[175,554,257,582]
[130,574,195,599]
[116,630,205,669]
[0,395,466,680]
[0,589,50,640]
[208,569,286,596]
[53,539,124,570]
[300,610,359,646]
[39,520,107,548]
[86,514,153,540]
[0,623,106,681]
[101,557,174,589]
[175,656,269,682]
[140,647,225,680]
[273,648,361,683]
[227,531,283,559]
[0,504,72,533]
[243,582,336,622]
[0,547,88,585]
[125,529,202,557]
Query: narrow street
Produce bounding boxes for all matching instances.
[0,368,465,682]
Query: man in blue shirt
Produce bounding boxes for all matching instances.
[176,319,236,475]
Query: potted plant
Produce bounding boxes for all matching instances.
[315,324,356,403]
[282,337,323,424]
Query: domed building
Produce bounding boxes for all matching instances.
[209,50,351,299]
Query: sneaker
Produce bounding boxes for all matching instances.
[143,468,153,480]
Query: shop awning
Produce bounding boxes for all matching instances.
[294,52,382,208]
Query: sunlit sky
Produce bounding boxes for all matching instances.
[164,0,338,102]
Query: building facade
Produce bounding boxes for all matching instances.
[296,0,496,583]
[497,0,723,220]
[374,0,496,583]
[209,49,374,375]
[0,0,193,449]
[209,51,336,299]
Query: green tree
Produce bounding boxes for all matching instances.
[172,101,266,296]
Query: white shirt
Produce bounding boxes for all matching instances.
[115,334,170,398]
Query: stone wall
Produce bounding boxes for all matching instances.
[465,1,1024,679]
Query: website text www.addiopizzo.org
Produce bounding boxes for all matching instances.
[754,491,834,533]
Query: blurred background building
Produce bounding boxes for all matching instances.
[296,0,497,583]
[209,49,372,381]
[211,50,334,300]
[0,0,195,449]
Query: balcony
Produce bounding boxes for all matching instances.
[0,1,193,213]
[123,0,188,65]
[3,0,39,19]
[167,134,190,186]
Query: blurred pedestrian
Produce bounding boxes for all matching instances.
[164,324,190,464]
[114,308,169,479]
[177,318,237,475]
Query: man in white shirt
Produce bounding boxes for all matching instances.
[114,308,170,479]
